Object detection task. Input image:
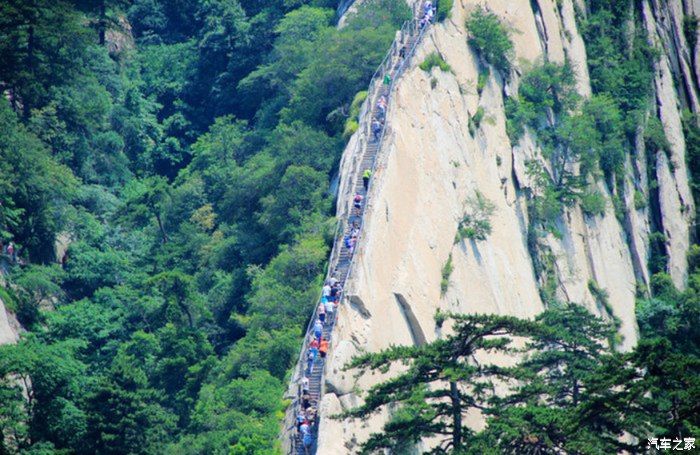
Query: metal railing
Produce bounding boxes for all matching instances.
[345,5,432,288]
[285,1,437,452]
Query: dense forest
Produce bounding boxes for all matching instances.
[0,0,411,453]
[1,0,699,454]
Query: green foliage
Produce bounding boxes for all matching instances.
[350,90,368,113]
[346,0,412,31]
[0,0,94,116]
[580,190,606,216]
[466,7,514,75]
[681,110,700,239]
[119,176,172,244]
[344,305,638,453]
[638,270,699,355]
[63,242,129,300]
[0,286,18,314]
[258,165,330,244]
[245,235,328,331]
[684,16,698,52]
[587,279,618,329]
[582,4,655,119]
[688,244,700,273]
[534,247,559,306]
[505,0,659,236]
[633,189,647,210]
[504,61,580,146]
[504,97,530,142]
[343,119,359,140]
[644,116,670,154]
[632,265,700,440]
[575,0,656,183]
[579,94,625,181]
[281,10,405,130]
[455,191,495,242]
[85,345,179,454]
[611,194,626,223]
[520,61,580,115]
[648,231,669,274]
[470,106,485,132]
[0,0,413,452]
[348,297,700,453]
[440,254,453,296]
[506,61,629,223]
[0,101,77,263]
[468,106,487,136]
[419,52,452,73]
[4,0,690,452]
[0,337,89,452]
[525,159,581,227]
[343,312,542,452]
[343,90,367,140]
[11,265,64,328]
[476,67,489,95]
[436,0,454,22]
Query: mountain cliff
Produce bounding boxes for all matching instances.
[0,268,19,346]
[319,0,698,451]
[0,298,18,346]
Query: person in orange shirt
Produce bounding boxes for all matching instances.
[319,338,329,358]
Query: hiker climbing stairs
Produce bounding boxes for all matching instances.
[288,2,437,453]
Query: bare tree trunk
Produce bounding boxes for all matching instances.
[450,381,462,449]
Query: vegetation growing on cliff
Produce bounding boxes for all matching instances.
[465,7,513,76]
[345,295,700,453]
[0,0,410,453]
[419,52,452,73]
[503,0,659,229]
[435,0,453,22]
[507,60,630,221]
[440,254,453,295]
[455,191,495,242]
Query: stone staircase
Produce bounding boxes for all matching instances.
[287,3,435,454]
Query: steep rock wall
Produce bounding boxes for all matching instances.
[643,0,697,287]
[0,269,19,346]
[319,0,697,451]
[0,298,18,346]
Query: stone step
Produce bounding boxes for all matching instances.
[293,13,432,453]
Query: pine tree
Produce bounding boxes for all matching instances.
[342,313,540,453]
[474,304,630,454]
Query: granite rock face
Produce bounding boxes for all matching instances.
[316,0,697,451]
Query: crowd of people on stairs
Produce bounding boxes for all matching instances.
[420,0,436,28]
[297,274,343,454]
[292,2,437,452]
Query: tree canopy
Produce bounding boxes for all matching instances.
[343,300,700,454]
[0,0,410,453]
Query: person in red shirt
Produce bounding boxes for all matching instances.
[353,193,363,209]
